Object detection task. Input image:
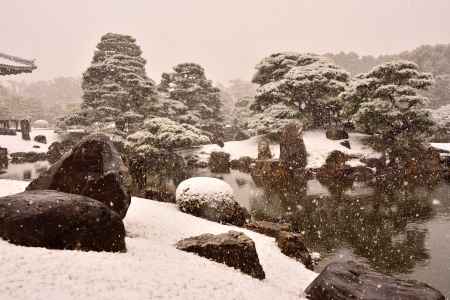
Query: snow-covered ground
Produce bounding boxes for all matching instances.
[0,129,59,153]
[0,179,317,300]
[430,143,450,153]
[197,130,380,168]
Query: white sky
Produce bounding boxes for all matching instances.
[2,0,449,83]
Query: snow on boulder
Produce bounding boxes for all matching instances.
[176,177,248,226]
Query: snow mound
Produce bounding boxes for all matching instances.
[196,130,380,168]
[176,176,234,198]
[0,179,317,300]
[430,143,450,153]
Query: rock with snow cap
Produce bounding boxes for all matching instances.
[176,177,248,226]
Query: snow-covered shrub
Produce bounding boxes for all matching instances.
[127,117,210,149]
[247,103,304,135]
[176,177,248,226]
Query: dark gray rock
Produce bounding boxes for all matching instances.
[0,147,7,169]
[10,152,47,164]
[280,123,307,169]
[244,220,291,238]
[277,231,313,270]
[0,190,126,252]
[257,138,272,160]
[208,151,231,173]
[305,261,445,300]
[230,156,255,173]
[326,128,349,140]
[27,134,131,219]
[176,230,265,279]
[20,120,31,140]
[340,140,351,149]
[34,135,47,144]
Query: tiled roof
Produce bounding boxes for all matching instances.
[0,52,37,75]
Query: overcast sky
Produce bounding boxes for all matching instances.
[2,0,449,84]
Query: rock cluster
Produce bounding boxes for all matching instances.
[0,134,130,253]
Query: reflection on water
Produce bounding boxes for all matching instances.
[0,161,50,181]
[190,167,450,295]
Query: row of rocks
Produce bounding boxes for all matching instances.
[0,134,131,252]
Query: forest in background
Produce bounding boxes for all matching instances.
[0,43,449,125]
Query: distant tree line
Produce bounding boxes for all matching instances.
[326,44,450,108]
[0,77,81,124]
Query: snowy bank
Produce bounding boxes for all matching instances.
[0,179,317,300]
[0,129,59,153]
[196,130,380,168]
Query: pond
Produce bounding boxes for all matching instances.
[0,128,59,181]
[191,168,450,297]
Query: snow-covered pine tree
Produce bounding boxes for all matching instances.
[341,61,435,146]
[158,63,222,127]
[251,52,350,132]
[80,33,156,123]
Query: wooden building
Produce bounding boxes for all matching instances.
[0,52,36,76]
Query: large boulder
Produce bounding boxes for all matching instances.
[176,231,265,279]
[176,177,248,226]
[208,151,231,173]
[326,128,349,140]
[305,261,445,300]
[0,190,126,252]
[276,231,313,270]
[33,134,47,144]
[27,134,131,219]
[279,123,307,169]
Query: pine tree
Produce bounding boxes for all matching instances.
[80,33,156,123]
[251,52,350,131]
[158,63,222,127]
[341,61,435,147]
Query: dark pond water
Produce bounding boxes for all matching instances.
[191,168,450,297]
